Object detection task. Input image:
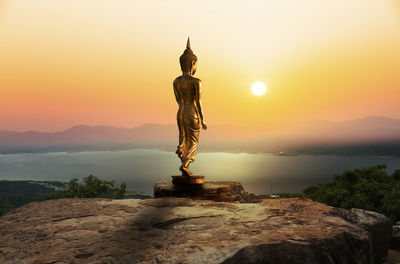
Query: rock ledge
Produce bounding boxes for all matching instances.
[0,198,392,264]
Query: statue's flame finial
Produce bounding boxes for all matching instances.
[180,37,197,72]
[187,37,191,49]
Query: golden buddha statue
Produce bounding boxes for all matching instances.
[173,38,207,177]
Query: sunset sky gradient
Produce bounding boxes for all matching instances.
[0,0,399,132]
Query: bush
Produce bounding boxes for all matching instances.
[51,175,126,199]
[0,197,12,216]
[303,164,400,223]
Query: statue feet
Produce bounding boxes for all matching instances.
[179,165,194,177]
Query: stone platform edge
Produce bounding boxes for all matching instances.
[153,181,250,203]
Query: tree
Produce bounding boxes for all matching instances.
[53,175,127,199]
[111,182,127,199]
[303,164,400,222]
[0,197,12,216]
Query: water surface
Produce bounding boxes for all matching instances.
[1,149,399,195]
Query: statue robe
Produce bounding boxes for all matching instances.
[173,75,201,164]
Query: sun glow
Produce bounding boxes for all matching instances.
[251,82,267,96]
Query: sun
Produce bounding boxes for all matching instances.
[251,82,267,96]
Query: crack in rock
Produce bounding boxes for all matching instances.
[152,215,222,229]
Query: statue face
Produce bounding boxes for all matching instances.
[191,61,197,75]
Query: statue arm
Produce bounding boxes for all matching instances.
[195,80,207,130]
[173,80,180,103]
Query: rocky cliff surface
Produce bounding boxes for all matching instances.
[0,198,392,264]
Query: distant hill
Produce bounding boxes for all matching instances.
[0,123,269,153]
[287,116,400,144]
[0,116,399,155]
[0,124,177,153]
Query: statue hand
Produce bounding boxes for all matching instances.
[201,121,207,130]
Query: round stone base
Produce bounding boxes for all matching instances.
[171,175,205,185]
[154,181,250,202]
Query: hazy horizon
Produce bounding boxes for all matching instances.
[1,115,399,133]
[1,115,400,156]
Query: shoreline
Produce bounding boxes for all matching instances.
[1,146,400,159]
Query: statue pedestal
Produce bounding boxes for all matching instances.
[171,175,204,185]
[154,181,250,202]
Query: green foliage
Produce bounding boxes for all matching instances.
[303,164,400,222]
[0,178,150,216]
[111,182,127,199]
[279,192,305,198]
[0,180,61,216]
[54,175,127,199]
[0,197,12,216]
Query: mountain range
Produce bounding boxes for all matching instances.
[0,116,399,155]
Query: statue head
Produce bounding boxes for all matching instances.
[180,37,198,75]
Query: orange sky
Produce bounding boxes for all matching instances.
[0,0,399,132]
